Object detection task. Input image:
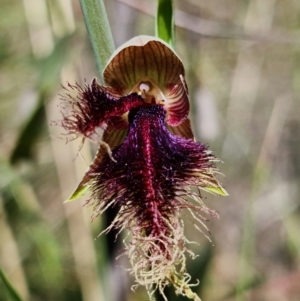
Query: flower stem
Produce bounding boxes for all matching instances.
[79,0,115,80]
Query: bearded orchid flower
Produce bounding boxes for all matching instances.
[58,36,227,301]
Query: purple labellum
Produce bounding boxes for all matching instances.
[85,105,222,299]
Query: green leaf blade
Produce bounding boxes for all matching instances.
[155,0,175,48]
[0,266,24,301]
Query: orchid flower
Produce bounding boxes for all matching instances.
[59,35,227,301]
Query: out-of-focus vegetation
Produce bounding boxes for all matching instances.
[1,0,300,301]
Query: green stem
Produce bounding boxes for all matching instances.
[79,0,115,81]
[155,0,175,48]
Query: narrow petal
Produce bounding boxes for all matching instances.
[66,125,128,202]
[59,78,144,141]
[167,117,194,140]
[164,75,190,126]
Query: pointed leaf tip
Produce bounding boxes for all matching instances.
[203,186,229,196]
[64,184,90,203]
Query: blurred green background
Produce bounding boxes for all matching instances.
[1,0,300,301]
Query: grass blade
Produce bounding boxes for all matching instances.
[0,266,24,301]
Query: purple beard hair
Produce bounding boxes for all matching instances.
[78,104,222,298]
[89,104,218,240]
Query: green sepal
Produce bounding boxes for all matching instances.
[203,186,229,196]
[64,184,90,203]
